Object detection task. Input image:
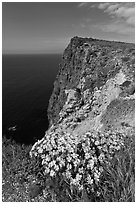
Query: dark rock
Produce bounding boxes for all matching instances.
[121,80,131,87]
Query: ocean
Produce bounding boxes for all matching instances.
[2,54,61,144]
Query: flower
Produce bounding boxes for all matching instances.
[98,153,105,162]
[59,159,65,167]
[30,128,125,193]
[45,155,51,162]
[67,163,72,170]
[67,155,72,162]
[33,152,38,157]
[50,170,55,177]
[66,170,71,179]
[95,140,100,146]
[78,185,84,191]
[87,174,93,185]
[94,172,100,183]
[76,173,82,182]
[54,164,59,171]
[78,167,84,174]
[44,168,50,174]
[85,152,90,159]
[87,159,94,170]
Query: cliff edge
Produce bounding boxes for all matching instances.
[30,37,135,200]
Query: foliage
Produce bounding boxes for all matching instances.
[99,135,135,202]
[2,136,44,201]
[2,130,135,202]
[30,130,128,198]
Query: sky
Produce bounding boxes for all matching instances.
[2,2,135,54]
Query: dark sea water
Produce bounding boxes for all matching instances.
[2,54,61,144]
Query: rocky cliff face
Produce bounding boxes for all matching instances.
[47,36,134,128]
[30,37,135,195]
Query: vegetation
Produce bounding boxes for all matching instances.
[2,132,134,202]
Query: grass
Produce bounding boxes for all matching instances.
[2,136,44,202]
[99,135,135,202]
[2,133,135,202]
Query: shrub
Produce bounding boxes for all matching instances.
[30,130,126,199]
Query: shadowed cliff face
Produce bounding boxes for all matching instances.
[47,36,135,127]
[30,37,135,194]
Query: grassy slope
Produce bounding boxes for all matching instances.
[2,133,134,202]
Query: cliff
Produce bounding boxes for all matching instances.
[30,37,135,200]
[47,36,134,127]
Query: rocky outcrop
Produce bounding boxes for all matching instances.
[30,36,135,193]
[47,36,134,127]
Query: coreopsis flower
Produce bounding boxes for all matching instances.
[54,164,59,171]
[70,178,79,186]
[59,159,65,167]
[66,170,71,179]
[95,140,100,146]
[87,174,93,185]
[74,159,81,167]
[71,152,78,159]
[67,163,72,170]
[78,185,84,191]
[98,153,105,163]
[87,159,94,170]
[100,137,106,144]
[66,155,71,163]
[78,167,84,174]
[50,170,55,177]
[83,146,90,154]
[115,145,121,150]
[85,152,90,159]
[45,155,51,162]
[44,167,50,174]
[48,161,53,168]
[93,156,98,163]
[94,172,100,183]
[76,173,82,181]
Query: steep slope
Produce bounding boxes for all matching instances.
[30,37,135,199]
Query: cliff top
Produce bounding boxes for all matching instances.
[68,36,134,49]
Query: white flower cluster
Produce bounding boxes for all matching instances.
[30,129,125,191]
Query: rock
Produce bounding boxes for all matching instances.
[48,37,134,126]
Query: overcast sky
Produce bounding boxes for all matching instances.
[2,2,135,54]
